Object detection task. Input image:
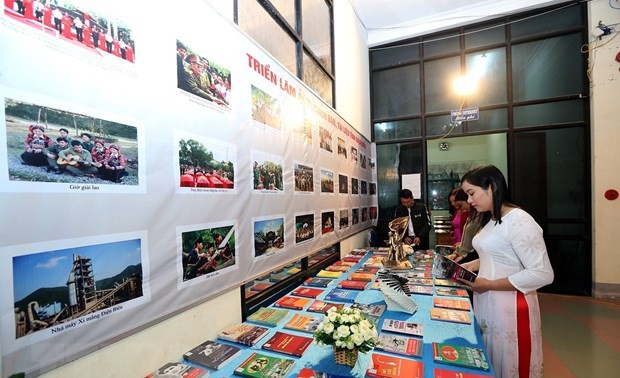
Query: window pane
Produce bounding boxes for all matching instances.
[547,223,586,236]
[302,0,332,72]
[512,33,584,102]
[514,99,585,127]
[269,0,295,28]
[238,0,297,74]
[372,65,420,119]
[465,23,505,49]
[373,119,421,142]
[371,44,420,69]
[423,32,460,58]
[424,57,461,113]
[466,108,508,132]
[513,127,586,219]
[465,48,507,106]
[303,51,333,105]
[425,114,463,137]
[511,6,583,39]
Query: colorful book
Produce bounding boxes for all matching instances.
[433,255,478,283]
[381,319,424,337]
[234,352,296,378]
[145,361,207,377]
[326,265,350,272]
[316,270,342,279]
[433,298,472,311]
[269,274,288,283]
[325,288,359,303]
[284,313,322,333]
[291,287,324,298]
[245,290,257,299]
[432,342,490,371]
[407,278,433,286]
[355,266,380,274]
[365,353,424,378]
[407,285,433,295]
[337,279,368,290]
[218,323,270,346]
[247,307,290,326]
[349,272,375,282]
[250,282,273,292]
[350,302,386,318]
[342,256,362,263]
[261,331,314,357]
[288,267,302,275]
[274,295,311,310]
[436,287,469,297]
[375,333,423,357]
[332,260,356,266]
[306,299,343,314]
[434,278,462,287]
[303,277,332,288]
[430,308,472,324]
[183,339,242,370]
[370,281,381,290]
[297,367,350,377]
[433,367,491,378]
[407,272,431,279]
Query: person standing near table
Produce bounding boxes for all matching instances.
[393,188,431,250]
[459,165,554,378]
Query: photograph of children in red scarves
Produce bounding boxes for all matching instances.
[251,85,281,130]
[12,239,143,338]
[178,138,234,189]
[253,217,284,257]
[5,98,138,184]
[181,226,235,281]
[295,213,315,244]
[294,162,313,193]
[321,211,335,235]
[320,168,334,193]
[176,39,230,107]
[252,156,283,192]
[4,0,135,62]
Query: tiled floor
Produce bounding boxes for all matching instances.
[539,293,620,378]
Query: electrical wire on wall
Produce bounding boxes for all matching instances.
[581,23,619,87]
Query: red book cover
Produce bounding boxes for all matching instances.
[274,296,311,310]
[261,331,313,357]
[337,280,368,290]
[430,308,472,324]
[342,256,362,263]
[306,299,343,313]
[435,288,469,297]
[365,353,423,378]
[349,272,375,282]
[332,260,356,266]
[433,367,491,378]
[326,265,350,272]
[433,298,472,311]
[250,282,273,292]
[291,287,324,298]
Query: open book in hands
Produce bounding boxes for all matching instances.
[433,254,477,283]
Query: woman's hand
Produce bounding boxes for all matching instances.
[458,277,491,293]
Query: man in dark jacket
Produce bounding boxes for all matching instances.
[394,189,431,250]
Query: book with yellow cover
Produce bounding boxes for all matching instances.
[349,272,375,282]
[316,270,342,279]
[274,296,311,310]
[283,313,322,333]
[430,308,472,324]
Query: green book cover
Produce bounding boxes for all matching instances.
[234,352,296,378]
[432,342,490,371]
[247,307,289,326]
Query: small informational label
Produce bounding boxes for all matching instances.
[450,107,479,122]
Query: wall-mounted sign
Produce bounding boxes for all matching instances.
[450,107,479,122]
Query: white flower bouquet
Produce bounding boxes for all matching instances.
[313,306,379,353]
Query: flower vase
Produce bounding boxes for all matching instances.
[333,346,358,367]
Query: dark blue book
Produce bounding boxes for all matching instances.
[303,277,332,288]
[325,288,358,303]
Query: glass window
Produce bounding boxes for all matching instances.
[269,0,296,28]
[425,114,464,138]
[423,32,460,58]
[424,56,461,113]
[464,48,507,106]
[302,50,333,105]
[238,0,297,74]
[302,0,332,73]
[512,33,584,102]
[547,223,586,236]
[372,65,421,119]
[371,44,420,69]
[373,119,421,142]
[514,99,585,127]
[511,6,583,39]
[465,23,505,49]
[466,108,508,132]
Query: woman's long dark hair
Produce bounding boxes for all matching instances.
[461,165,515,227]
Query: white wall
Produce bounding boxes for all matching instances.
[30,2,371,377]
[588,0,620,297]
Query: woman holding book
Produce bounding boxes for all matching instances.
[458,165,554,378]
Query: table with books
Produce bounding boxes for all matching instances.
[149,248,494,378]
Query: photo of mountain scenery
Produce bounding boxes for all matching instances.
[12,239,143,338]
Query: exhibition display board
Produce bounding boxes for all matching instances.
[0,1,376,376]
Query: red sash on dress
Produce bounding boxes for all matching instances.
[516,291,531,378]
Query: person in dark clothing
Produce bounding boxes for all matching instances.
[393,189,431,250]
